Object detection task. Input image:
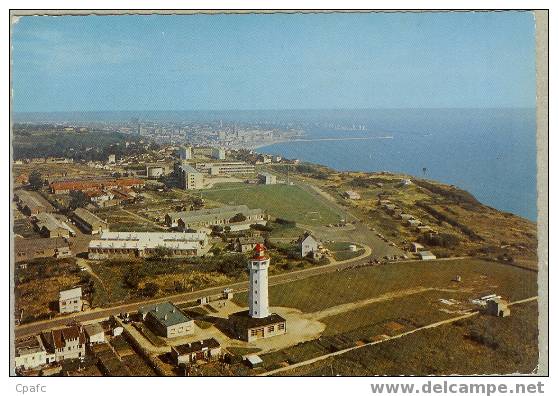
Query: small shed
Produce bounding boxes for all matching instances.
[418,251,436,260]
[245,354,263,368]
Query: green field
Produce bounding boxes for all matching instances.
[233,259,537,313]
[202,184,343,226]
[280,300,539,376]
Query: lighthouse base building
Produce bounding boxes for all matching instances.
[229,311,286,342]
[228,243,287,341]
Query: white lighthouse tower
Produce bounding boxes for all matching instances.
[248,243,270,318]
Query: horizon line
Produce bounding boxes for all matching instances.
[13,106,536,114]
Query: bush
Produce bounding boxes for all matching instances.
[230,213,247,223]
[275,218,296,227]
[142,282,159,297]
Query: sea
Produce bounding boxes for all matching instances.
[256,108,538,222]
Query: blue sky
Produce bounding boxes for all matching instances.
[11,12,536,112]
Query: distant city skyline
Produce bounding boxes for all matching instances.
[12,12,536,112]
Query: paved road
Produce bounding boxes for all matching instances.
[15,253,470,339]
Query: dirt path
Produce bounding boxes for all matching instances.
[304,286,471,321]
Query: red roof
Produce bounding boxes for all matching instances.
[51,326,85,349]
[51,178,144,192]
[253,243,267,260]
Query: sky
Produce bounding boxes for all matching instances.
[11,12,536,112]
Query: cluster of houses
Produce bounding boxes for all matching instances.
[14,323,105,372]
[379,199,437,260]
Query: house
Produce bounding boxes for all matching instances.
[416,225,434,234]
[72,207,108,234]
[399,213,415,221]
[84,323,105,345]
[407,219,422,227]
[417,251,436,260]
[14,237,71,262]
[400,178,412,186]
[299,234,319,258]
[49,177,144,194]
[257,172,277,185]
[486,298,511,317]
[139,302,194,338]
[235,236,265,253]
[44,326,86,361]
[14,335,53,370]
[343,190,361,200]
[411,242,424,253]
[59,287,83,314]
[170,338,221,366]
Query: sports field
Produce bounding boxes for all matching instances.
[202,183,343,226]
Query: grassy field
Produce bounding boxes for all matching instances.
[202,184,343,226]
[280,300,539,376]
[233,258,537,313]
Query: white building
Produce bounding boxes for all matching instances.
[178,146,193,160]
[249,244,270,318]
[177,163,204,190]
[211,147,226,160]
[88,231,209,259]
[300,234,319,258]
[59,287,82,314]
[147,165,165,178]
[84,323,105,345]
[14,335,52,370]
[418,251,436,260]
[343,190,361,200]
[108,154,116,164]
[258,172,277,185]
[139,302,194,338]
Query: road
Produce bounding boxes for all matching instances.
[14,253,469,339]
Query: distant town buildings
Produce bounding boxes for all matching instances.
[58,287,83,314]
[139,302,194,338]
[88,231,209,259]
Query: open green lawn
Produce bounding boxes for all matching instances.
[202,184,343,226]
[233,259,537,313]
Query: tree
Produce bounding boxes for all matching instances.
[230,213,247,223]
[124,268,141,289]
[142,282,159,297]
[28,170,43,190]
[151,246,173,259]
[69,190,90,209]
